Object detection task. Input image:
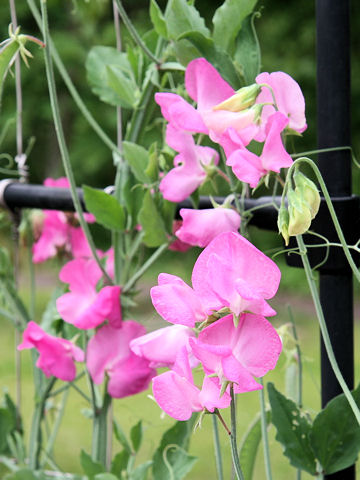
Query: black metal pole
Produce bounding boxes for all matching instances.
[317,2,354,479]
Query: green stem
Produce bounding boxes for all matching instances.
[27,0,122,157]
[259,379,272,480]
[114,0,161,65]
[40,0,111,284]
[126,78,156,143]
[230,385,245,480]
[92,390,112,465]
[211,415,224,480]
[122,242,169,293]
[29,376,57,469]
[288,306,303,409]
[291,146,352,159]
[296,235,360,425]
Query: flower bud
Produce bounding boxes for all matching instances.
[277,204,290,246]
[212,84,261,112]
[293,170,320,219]
[287,187,312,236]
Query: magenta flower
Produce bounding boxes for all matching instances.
[192,232,281,317]
[18,321,84,382]
[221,112,293,188]
[175,207,241,248]
[130,324,196,368]
[56,258,121,330]
[159,124,219,202]
[87,322,156,399]
[155,58,257,143]
[189,313,282,392]
[255,71,307,141]
[152,347,230,421]
[150,273,206,327]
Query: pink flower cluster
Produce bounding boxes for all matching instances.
[129,232,282,421]
[156,58,306,194]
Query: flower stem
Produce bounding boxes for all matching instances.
[230,385,245,480]
[259,379,272,480]
[211,415,224,480]
[40,0,111,283]
[296,235,360,425]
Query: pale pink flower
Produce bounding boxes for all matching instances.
[192,232,281,317]
[150,273,206,327]
[18,321,84,382]
[56,258,121,330]
[255,71,307,141]
[87,322,156,399]
[175,207,241,248]
[159,124,219,202]
[221,112,293,188]
[130,324,197,368]
[152,347,230,421]
[189,313,282,391]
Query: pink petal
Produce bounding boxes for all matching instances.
[59,258,102,293]
[203,109,256,143]
[32,212,69,263]
[221,355,262,392]
[198,376,231,412]
[260,112,293,172]
[69,227,92,259]
[226,148,264,188]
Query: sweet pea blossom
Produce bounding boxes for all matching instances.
[18,321,84,382]
[87,322,156,399]
[255,71,307,141]
[152,347,231,421]
[168,220,192,252]
[192,231,281,317]
[150,273,206,327]
[190,313,282,392]
[155,57,257,144]
[220,112,293,188]
[56,258,121,330]
[32,177,95,263]
[175,207,241,248]
[159,124,219,202]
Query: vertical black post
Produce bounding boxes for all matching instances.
[316,1,354,479]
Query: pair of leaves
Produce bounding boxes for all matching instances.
[268,382,360,476]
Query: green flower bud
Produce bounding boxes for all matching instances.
[212,83,261,112]
[293,171,320,219]
[277,204,290,246]
[287,187,312,236]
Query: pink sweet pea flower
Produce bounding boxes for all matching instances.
[87,322,156,399]
[159,124,219,202]
[189,313,282,392]
[150,273,206,327]
[152,347,230,421]
[175,207,241,248]
[255,71,307,141]
[168,220,192,252]
[130,324,197,368]
[221,112,293,188]
[56,258,121,330]
[18,321,84,382]
[155,58,257,144]
[192,231,281,317]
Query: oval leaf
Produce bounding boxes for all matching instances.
[83,185,125,232]
[138,191,168,247]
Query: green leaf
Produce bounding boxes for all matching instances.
[152,417,197,480]
[309,383,360,475]
[130,420,143,453]
[123,142,151,184]
[80,449,105,477]
[123,176,145,229]
[178,31,242,88]
[86,46,136,107]
[145,146,159,183]
[0,39,20,97]
[161,200,176,233]
[267,383,317,475]
[106,65,138,109]
[94,475,119,480]
[83,184,125,232]
[111,450,131,475]
[164,0,209,40]
[212,0,257,54]
[150,0,168,38]
[138,191,168,247]
[4,468,37,480]
[129,461,153,480]
[113,420,132,454]
[239,410,271,480]
[234,12,261,84]
[0,408,13,453]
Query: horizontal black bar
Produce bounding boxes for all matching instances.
[0,181,280,231]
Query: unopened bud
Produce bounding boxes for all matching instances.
[287,188,312,236]
[293,171,320,219]
[213,84,261,112]
[277,204,290,246]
